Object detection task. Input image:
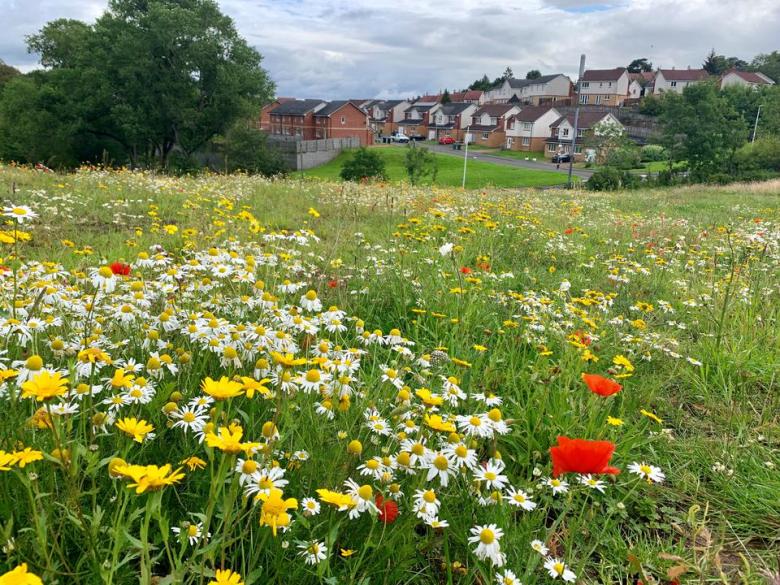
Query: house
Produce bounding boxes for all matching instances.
[653,68,709,94]
[426,102,478,141]
[468,104,521,147]
[396,104,435,138]
[449,90,485,104]
[258,98,294,131]
[484,75,572,105]
[720,69,775,89]
[268,99,328,139]
[413,94,442,106]
[628,72,655,99]
[545,111,623,161]
[504,106,561,152]
[312,101,372,146]
[579,68,630,106]
[363,99,411,136]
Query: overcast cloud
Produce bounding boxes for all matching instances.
[1,0,779,99]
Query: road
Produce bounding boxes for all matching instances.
[422,143,595,179]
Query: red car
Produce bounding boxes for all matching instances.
[438,136,455,145]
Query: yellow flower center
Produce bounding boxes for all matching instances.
[423,490,436,503]
[357,485,372,500]
[433,455,449,471]
[479,529,495,544]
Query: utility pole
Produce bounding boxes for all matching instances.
[752,104,762,143]
[462,124,471,189]
[567,54,586,188]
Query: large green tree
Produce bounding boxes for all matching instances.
[2,0,273,168]
[751,51,780,83]
[627,58,652,73]
[659,82,747,180]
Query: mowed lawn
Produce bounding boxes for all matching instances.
[298,145,571,188]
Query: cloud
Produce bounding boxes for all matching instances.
[1,0,778,98]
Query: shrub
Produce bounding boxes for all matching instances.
[605,147,642,170]
[221,124,287,176]
[340,147,387,182]
[734,136,780,172]
[586,167,641,191]
[641,144,667,162]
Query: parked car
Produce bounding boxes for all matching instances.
[409,135,426,142]
[438,136,455,145]
[551,153,572,163]
[391,134,410,143]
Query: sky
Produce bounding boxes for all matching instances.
[2,0,779,99]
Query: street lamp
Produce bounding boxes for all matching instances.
[462,124,471,189]
[567,54,587,189]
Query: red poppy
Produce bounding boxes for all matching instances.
[459,266,472,274]
[375,494,399,524]
[581,373,622,397]
[327,279,339,288]
[550,436,620,477]
[564,227,574,235]
[109,261,131,276]
[476,262,491,272]
[572,330,591,346]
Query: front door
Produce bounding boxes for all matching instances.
[428,130,436,140]
[506,137,513,149]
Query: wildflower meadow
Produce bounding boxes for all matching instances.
[0,164,777,585]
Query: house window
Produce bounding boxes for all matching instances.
[579,94,589,104]
[340,116,346,125]
[482,132,489,140]
[547,143,557,152]
[670,81,677,87]
[522,137,530,146]
[595,95,602,105]
[574,145,582,154]
[577,129,584,138]
[581,82,590,88]
[523,122,532,130]
[562,129,569,137]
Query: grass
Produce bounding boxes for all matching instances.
[0,164,778,585]
[298,145,570,188]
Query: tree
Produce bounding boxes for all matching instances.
[751,51,780,83]
[587,120,635,165]
[501,67,514,81]
[0,60,21,89]
[659,82,747,181]
[627,58,652,73]
[221,122,286,176]
[5,0,273,168]
[441,89,451,104]
[468,74,493,91]
[340,147,387,182]
[702,49,745,75]
[404,144,438,185]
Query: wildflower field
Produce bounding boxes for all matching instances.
[0,164,778,585]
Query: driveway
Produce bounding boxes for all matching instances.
[423,143,594,179]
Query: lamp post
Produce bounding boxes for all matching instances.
[567,54,587,188]
[752,104,762,143]
[462,124,471,189]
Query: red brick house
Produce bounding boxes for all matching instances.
[468,104,521,147]
[449,90,485,104]
[258,98,294,130]
[268,99,327,139]
[313,101,372,146]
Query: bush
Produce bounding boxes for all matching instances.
[641,144,667,162]
[605,147,642,170]
[586,167,641,191]
[638,94,663,115]
[734,136,780,172]
[221,124,287,176]
[404,145,438,185]
[340,147,387,182]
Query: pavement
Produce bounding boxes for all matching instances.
[420,143,595,179]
